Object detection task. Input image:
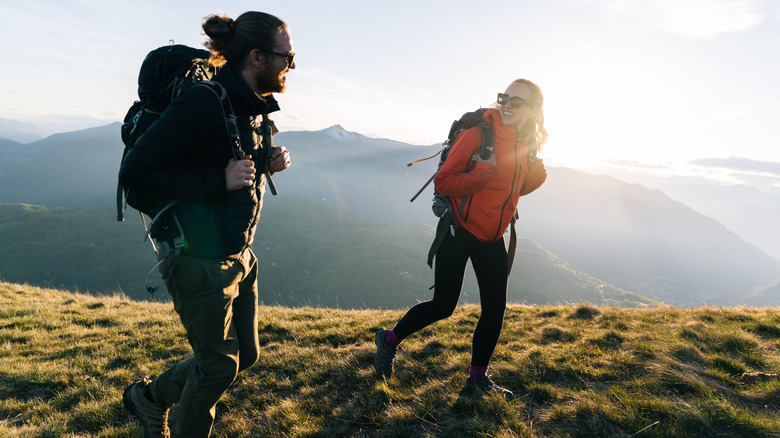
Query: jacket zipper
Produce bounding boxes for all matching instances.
[490,138,521,241]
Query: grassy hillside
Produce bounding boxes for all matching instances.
[1,282,778,437]
[0,204,155,297]
[0,201,655,308]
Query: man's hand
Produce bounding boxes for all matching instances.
[225,154,256,191]
[269,146,291,173]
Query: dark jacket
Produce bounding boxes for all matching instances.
[118,64,280,258]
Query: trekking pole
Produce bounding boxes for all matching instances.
[408,145,445,202]
[406,148,443,167]
[410,173,436,203]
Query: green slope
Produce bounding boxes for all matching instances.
[711,281,780,307]
[0,199,656,308]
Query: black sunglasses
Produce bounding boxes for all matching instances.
[497,93,528,109]
[263,49,295,68]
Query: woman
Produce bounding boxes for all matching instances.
[374,79,548,398]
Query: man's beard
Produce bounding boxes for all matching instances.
[254,68,286,95]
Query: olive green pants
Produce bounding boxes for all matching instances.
[149,248,259,438]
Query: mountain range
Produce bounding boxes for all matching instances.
[595,164,780,263]
[0,117,47,144]
[1,122,778,306]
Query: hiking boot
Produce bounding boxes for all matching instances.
[466,375,515,400]
[123,377,171,438]
[374,328,397,378]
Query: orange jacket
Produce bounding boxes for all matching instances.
[435,108,545,242]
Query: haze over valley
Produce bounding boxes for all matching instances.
[1,122,779,307]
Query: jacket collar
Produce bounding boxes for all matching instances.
[483,108,526,145]
[216,63,281,116]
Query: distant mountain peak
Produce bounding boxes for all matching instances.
[322,125,355,140]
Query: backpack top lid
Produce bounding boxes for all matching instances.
[446,108,488,145]
[137,44,210,100]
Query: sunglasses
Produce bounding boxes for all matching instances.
[497,93,529,109]
[263,49,295,68]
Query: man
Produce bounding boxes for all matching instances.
[119,11,294,438]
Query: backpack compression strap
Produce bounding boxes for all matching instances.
[261,114,278,195]
[506,210,518,275]
[427,212,457,268]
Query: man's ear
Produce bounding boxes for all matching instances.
[248,49,265,69]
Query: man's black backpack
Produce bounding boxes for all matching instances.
[408,109,520,274]
[117,44,244,222]
[117,43,249,295]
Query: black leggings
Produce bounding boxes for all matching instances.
[393,227,508,367]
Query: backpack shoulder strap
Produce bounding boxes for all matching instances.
[190,81,245,160]
[477,122,494,159]
[465,122,494,172]
[191,82,280,196]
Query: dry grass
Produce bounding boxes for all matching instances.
[0,282,779,437]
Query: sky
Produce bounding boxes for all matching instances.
[2,0,780,191]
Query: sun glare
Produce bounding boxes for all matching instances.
[542,55,680,168]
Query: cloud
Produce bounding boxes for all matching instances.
[602,159,672,170]
[688,157,780,176]
[593,0,765,37]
